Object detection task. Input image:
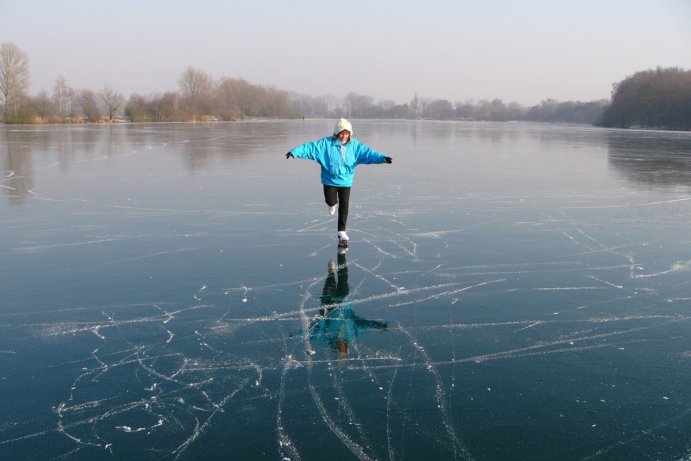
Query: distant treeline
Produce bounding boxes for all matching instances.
[292,93,608,125]
[0,62,610,125]
[1,42,689,129]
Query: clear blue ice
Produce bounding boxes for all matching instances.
[1,121,690,460]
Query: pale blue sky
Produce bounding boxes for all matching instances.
[1,0,690,105]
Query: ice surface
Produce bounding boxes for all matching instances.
[1,121,690,460]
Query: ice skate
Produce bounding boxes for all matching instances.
[338,231,349,248]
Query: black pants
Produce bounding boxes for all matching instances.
[323,185,351,232]
[321,252,349,306]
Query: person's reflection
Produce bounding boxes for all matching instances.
[298,250,387,356]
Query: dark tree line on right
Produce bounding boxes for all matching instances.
[599,67,691,130]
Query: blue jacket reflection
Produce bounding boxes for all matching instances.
[294,255,387,354]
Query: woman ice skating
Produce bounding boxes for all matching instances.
[286,118,392,247]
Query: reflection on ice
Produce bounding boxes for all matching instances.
[1,122,690,460]
[292,251,388,356]
[608,130,691,189]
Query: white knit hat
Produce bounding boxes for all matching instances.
[333,118,353,136]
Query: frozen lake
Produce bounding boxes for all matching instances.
[1,120,690,460]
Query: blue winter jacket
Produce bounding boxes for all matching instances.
[290,136,387,187]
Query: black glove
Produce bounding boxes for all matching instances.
[286,152,294,159]
[384,156,392,164]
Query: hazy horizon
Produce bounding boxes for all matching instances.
[2,0,690,106]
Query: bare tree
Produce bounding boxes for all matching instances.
[30,90,55,119]
[99,85,124,120]
[410,93,422,119]
[0,42,31,121]
[344,92,375,118]
[77,89,102,122]
[424,99,454,120]
[178,66,214,118]
[53,75,72,118]
[178,66,214,97]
